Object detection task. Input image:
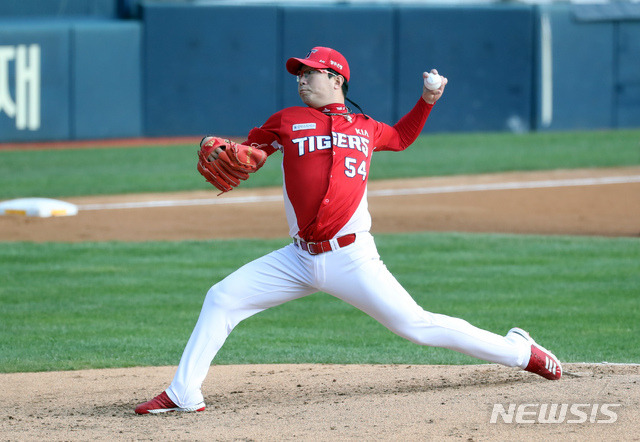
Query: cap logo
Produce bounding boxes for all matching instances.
[330,60,343,70]
[305,49,317,59]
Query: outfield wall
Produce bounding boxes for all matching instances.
[0,0,119,18]
[533,4,640,130]
[0,2,638,142]
[143,3,536,136]
[0,19,141,141]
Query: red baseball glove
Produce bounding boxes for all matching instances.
[197,137,268,194]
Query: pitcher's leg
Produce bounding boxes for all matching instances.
[167,245,315,407]
[322,236,529,368]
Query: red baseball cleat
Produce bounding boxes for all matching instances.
[507,327,562,380]
[135,391,205,415]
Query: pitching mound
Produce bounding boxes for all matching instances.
[1,363,638,440]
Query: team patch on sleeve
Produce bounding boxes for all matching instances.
[293,123,316,131]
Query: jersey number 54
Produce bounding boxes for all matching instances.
[345,157,367,181]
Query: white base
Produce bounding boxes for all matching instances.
[0,198,78,218]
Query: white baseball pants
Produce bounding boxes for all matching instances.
[167,232,530,407]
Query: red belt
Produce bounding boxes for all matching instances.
[295,233,357,255]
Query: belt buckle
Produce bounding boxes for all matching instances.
[305,241,319,255]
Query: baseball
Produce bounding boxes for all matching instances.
[424,73,442,91]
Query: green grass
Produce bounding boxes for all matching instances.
[372,129,640,180]
[1,233,638,373]
[1,129,638,199]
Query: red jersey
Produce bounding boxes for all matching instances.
[245,98,433,242]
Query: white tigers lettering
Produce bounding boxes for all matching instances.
[292,132,369,157]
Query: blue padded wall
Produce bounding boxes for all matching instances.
[616,22,640,128]
[72,21,142,139]
[0,21,71,141]
[398,5,535,133]
[142,4,279,137]
[0,19,141,142]
[2,3,639,143]
[0,0,117,18]
[534,5,615,130]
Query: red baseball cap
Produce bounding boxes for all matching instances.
[286,46,350,82]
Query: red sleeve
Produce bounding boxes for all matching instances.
[374,98,434,152]
[241,111,284,156]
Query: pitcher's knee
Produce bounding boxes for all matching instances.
[203,284,235,310]
[387,317,440,346]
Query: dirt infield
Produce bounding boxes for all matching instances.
[1,166,639,440]
[1,364,639,441]
[2,167,640,242]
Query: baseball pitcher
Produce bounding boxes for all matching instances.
[135,46,562,414]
